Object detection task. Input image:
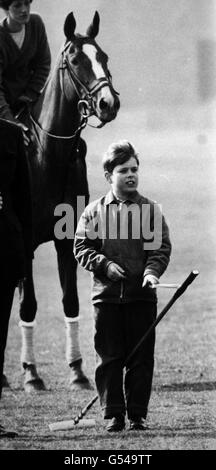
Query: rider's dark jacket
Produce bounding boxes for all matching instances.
[0,13,51,122]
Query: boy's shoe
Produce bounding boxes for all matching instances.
[128,417,148,431]
[106,415,125,432]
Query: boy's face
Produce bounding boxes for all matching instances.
[105,156,139,199]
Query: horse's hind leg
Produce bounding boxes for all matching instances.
[54,238,93,390]
[19,260,46,392]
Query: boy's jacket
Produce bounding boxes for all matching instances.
[74,191,171,304]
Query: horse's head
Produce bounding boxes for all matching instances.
[62,11,120,125]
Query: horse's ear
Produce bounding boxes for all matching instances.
[64,12,76,40]
[86,11,100,38]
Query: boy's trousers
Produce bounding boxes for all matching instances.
[94,300,156,419]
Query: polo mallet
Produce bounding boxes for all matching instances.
[48,269,199,431]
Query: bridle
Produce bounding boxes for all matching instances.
[61,40,119,124]
[30,40,119,140]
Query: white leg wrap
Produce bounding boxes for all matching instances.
[65,316,82,365]
[19,320,36,365]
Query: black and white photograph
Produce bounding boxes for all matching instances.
[0,0,215,459]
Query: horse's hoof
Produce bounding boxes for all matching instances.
[2,374,10,388]
[23,364,46,392]
[69,365,94,391]
[24,378,46,393]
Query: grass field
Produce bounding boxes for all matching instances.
[1,109,216,451]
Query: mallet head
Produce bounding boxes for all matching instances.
[49,418,95,431]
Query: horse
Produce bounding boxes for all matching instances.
[17,11,120,392]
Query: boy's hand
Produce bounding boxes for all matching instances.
[106,262,126,281]
[0,192,3,210]
[142,274,159,288]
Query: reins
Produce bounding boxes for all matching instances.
[29,113,88,140]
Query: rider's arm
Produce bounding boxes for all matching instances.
[0,49,17,122]
[23,15,51,103]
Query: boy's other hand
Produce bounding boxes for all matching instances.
[142,274,159,288]
[106,262,126,281]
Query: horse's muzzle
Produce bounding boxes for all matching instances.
[96,90,120,123]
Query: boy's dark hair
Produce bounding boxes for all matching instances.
[0,0,33,10]
[103,140,139,173]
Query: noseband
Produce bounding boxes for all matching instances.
[61,41,119,122]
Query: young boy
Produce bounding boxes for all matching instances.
[74,140,171,432]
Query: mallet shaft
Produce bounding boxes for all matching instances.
[152,283,179,288]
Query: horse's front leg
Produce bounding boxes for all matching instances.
[54,238,93,390]
[19,259,45,392]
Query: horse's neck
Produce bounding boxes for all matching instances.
[32,63,80,136]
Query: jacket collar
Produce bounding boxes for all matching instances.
[104,190,141,205]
